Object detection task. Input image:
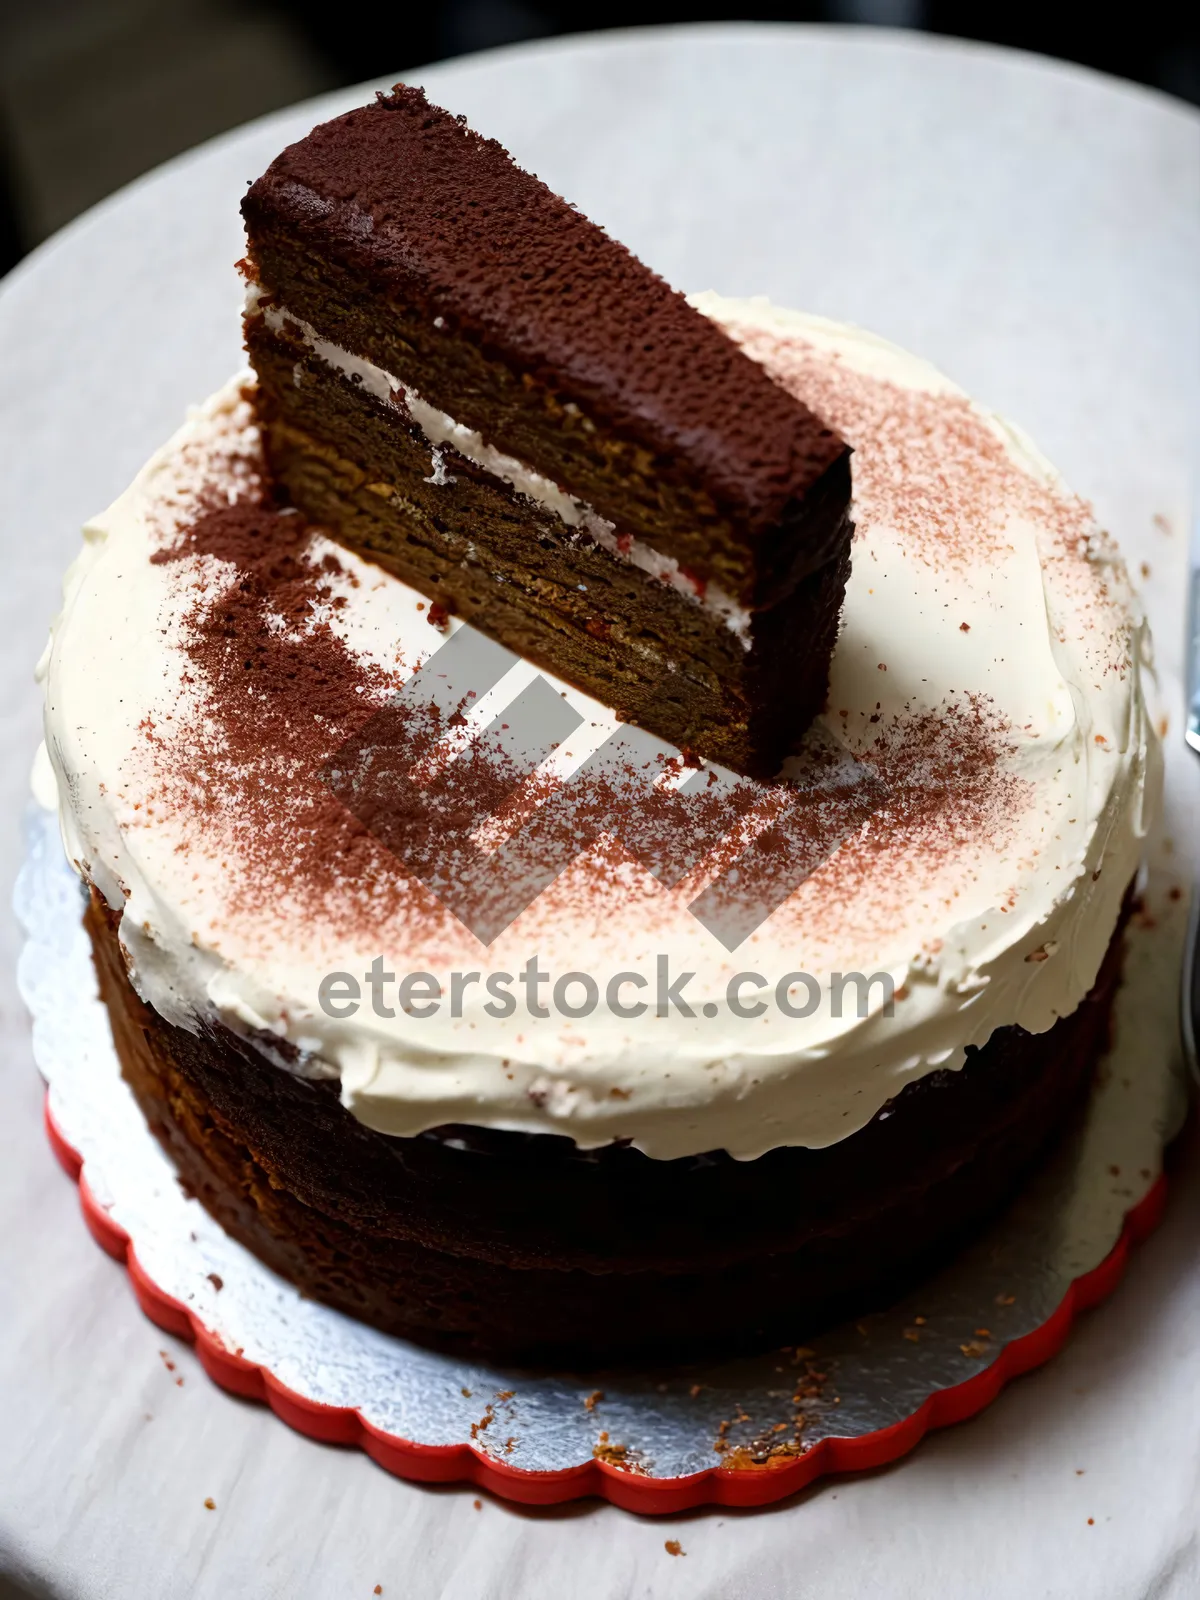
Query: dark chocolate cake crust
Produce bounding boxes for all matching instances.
[88,890,1125,1366]
[243,86,847,572]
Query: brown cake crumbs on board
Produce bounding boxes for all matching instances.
[592,1433,647,1474]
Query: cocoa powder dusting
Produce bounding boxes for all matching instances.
[147,494,457,951]
[136,369,1041,958]
[145,475,1028,952]
[727,321,1095,571]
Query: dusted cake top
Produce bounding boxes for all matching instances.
[242,87,846,534]
[39,299,1157,1160]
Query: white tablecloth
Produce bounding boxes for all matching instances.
[2,24,1199,1599]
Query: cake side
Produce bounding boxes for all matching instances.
[88,884,1122,1363]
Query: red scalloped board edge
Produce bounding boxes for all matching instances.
[44,1092,1168,1514]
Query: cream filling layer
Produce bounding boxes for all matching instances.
[259,301,754,647]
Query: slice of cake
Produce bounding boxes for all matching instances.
[240,86,852,778]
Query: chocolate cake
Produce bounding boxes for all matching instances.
[41,152,1158,1368]
[240,86,853,778]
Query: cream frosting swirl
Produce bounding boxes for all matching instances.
[37,297,1158,1160]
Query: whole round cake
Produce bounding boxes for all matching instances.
[38,91,1157,1364]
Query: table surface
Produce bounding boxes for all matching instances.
[2,23,1199,1600]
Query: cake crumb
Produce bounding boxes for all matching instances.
[374,1586,383,1595]
[461,1388,472,1398]
[960,1341,987,1358]
[426,600,451,630]
[593,1434,645,1473]
[1088,1518,1095,1526]
[473,1499,482,1510]
[584,1390,604,1412]
[995,1292,1016,1306]
[974,1328,992,1339]
[204,1498,216,1511]
[207,1273,223,1292]
[664,1540,685,1557]
[959,622,971,632]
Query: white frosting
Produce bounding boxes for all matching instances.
[39,298,1158,1160]
[260,302,754,645]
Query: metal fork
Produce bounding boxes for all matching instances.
[1182,559,1200,1082]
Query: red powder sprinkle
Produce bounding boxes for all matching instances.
[132,376,1040,965]
[724,316,1094,571]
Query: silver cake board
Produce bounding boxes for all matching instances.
[14,801,1189,1512]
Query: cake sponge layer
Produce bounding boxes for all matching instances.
[248,311,851,775]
